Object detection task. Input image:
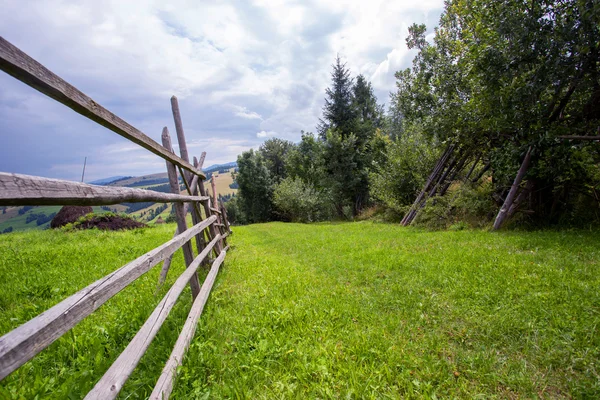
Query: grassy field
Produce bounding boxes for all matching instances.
[0,222,599,398]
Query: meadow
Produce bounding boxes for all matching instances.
[0,222,598,398]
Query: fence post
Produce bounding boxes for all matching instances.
[171,96,208,257]
[161,127,201,298]
[170,95,221,255]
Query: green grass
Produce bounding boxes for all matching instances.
[0,224,197,399]
[173,223,600,399]
[0,222,599,398]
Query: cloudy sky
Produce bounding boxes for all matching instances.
[0,0,443,182]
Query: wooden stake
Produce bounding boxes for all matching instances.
[171,96,209,260]
[161,127,201,298]
[402,144,454,226]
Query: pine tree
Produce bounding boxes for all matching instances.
[318,56,355,139]
[352,74,384,146]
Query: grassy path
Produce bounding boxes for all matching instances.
[0,222,598,398]
[174,222,600,398]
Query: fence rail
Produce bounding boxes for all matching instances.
[0,36,234,398]
[0,172,209,206]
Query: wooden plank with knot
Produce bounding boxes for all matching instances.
[0,172,208,206]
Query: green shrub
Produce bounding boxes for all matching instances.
[273,177,332,222]
[225,196,247,225]
[414,180,497,229]
[369,127,439,215]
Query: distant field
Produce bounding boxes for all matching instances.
[0,222,598,398]
[206,168,237,198]
[0,206,125,233]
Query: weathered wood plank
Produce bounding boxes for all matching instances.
[210,207,222,215]
[402,144,454,226]
[157,228,179,288]
[0,172,208,206]
[170,96,190,165]
[84,235,222,400]
[162,128,201,298]
[0,216,216,380]
[220,200,233,234]
[150,247,228,400]
[198,177,223,256]
[0,37,204,178]
[170,101,209,267]
[198,152,207,169]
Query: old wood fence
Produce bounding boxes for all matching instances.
[0,36,233,399]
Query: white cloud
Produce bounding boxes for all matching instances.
[0,0,444,180]
[230,105,263,120]
[256,130,277,138]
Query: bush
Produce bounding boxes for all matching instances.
[273,178,332,223]
[369,128,439,215]
[225,196,246,225]
[413,180,496,229]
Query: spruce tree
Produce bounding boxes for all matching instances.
[352,74,384,146]
[318,56,355,139]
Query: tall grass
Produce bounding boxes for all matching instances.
[0,222,599,398]
[175,223,599,398]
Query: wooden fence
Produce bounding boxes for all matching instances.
[0,36,233,399]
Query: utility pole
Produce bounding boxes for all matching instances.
[81,157,87,182]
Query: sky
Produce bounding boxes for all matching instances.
[0,0,443,182]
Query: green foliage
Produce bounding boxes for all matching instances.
[323,129,368,217]
[391,0,600,226]
[318,55,356,138]
[259,138,294,184]
[273,177,332,222]
[285,131,327,188]
[235,149,274,223]
[370,127,440,215]
[165,213,177,224]
[415,180,498,230]
[0,224,196,399]
[224,195,246,225]
[352,74,385,145]
[234,57,386,223]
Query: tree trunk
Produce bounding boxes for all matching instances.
[493,147,532,230]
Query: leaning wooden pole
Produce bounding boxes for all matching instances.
[492,147,532,230]
[171,96,208,257]
[161,127,201,298]
[402,144,454,226]
[195,160,223,256]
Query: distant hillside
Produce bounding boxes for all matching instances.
[204,161,237,174]
[105,173,167,188]
[88,176,130,185]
